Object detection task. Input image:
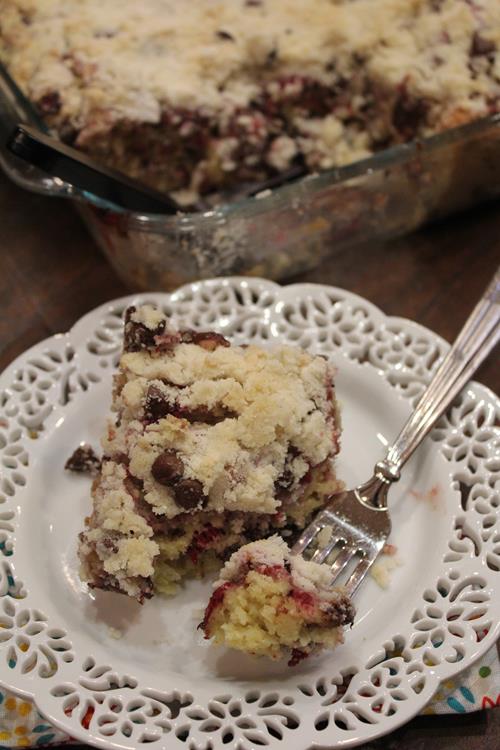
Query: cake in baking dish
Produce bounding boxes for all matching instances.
[78,304,343,601]
[1,1,499,204]
[200,536,355,665]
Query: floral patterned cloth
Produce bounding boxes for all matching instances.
[0,644,498,748]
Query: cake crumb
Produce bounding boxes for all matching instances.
[317,526,332,546]
[107,626,123,640]
[370,553,402,589]
[65,444,101,477]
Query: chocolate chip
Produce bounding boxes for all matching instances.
[145,385,235,425]
[124,475,144,501]
[144,385,172,422]
[180,330,230,351]
[151,451,184,486]
[470,32,496,58]
[173,478,206,510]
[216,30,235,42]
[178,404,237,425]
[392,93,429,139]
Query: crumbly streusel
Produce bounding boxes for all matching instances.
[78,305,342,601]
[1,1,498,200]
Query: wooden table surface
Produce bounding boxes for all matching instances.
[0,170,498,749]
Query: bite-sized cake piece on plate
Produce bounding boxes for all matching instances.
[200,536,355,665]
[78,305,343,601]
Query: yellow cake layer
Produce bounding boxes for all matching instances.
[206,571,341,660]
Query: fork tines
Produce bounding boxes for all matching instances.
[292,507,387,597]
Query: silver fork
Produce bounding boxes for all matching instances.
[292,266,500,597]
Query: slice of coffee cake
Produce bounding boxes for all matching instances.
[78,304,342,601]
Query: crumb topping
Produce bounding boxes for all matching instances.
[218,534,349,604]
[103,536,159,579]
[93,462,154,538]
[79,461,160,591]
[130,304,167,330]
[105,322,338,519]
[220,535,290,576]
[1,0,499,163]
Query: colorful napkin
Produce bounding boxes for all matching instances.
[423,641,500,714]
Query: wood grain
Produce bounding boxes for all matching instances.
[1,171,498,390]
[0,169,498,750]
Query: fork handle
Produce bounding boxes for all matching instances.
[377,265,500,483]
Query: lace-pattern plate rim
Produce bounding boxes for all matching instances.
[0,277,498,750]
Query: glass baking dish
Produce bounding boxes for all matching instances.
[2,69,500,291]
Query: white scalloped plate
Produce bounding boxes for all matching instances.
[0,278,499,750]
